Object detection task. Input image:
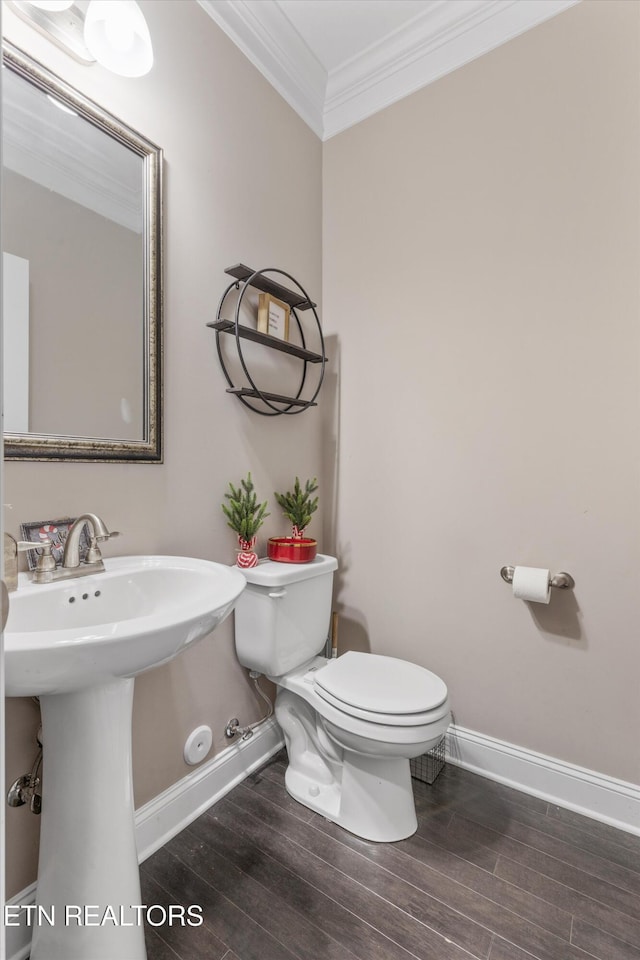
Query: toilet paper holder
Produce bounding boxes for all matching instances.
[500,566,575,590]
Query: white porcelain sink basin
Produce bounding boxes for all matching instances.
[5,555,246,696]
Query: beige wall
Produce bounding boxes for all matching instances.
[3,0,323,897]
[323,0,640,785]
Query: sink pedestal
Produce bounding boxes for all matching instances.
[31,678,146,960]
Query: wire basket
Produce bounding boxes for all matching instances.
[410,735,446,785]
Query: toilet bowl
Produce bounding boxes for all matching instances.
[234,555,450,842]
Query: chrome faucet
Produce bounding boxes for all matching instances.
[61,513,120,573]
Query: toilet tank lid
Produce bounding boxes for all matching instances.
[237,554,338,586]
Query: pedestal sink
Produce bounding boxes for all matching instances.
[5,555,246,960]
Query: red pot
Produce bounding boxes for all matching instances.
[267,537,317,563]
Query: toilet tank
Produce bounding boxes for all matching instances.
[234,554,338,677]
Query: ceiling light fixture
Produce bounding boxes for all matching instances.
[83,1,153,78]
[6,1,154,77]
[7,0,94,63]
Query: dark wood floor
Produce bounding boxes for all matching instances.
[142,752,640,960]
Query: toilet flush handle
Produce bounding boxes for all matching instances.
[268,588,287,598]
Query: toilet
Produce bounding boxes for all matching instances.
[234,554,451,842]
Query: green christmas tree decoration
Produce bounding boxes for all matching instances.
[222,472,269,541]
[274,477,318,536]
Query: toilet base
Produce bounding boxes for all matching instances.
[284,752,417,842]
[275,687,418,842]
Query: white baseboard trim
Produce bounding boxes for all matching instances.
[5,718,284,960]
[446,724,640,837]
[135,715,284,863]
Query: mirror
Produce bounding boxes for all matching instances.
[2,42,163,462]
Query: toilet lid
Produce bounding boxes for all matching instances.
[314,651,447,716]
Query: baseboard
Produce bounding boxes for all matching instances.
[5,718,284,960]
[135,715,284,862]
[446,724,640,837]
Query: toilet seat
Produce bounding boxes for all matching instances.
[314,685,450,726]
[313,651,448,726]
[279,654,450,749]
[311,684,449,748]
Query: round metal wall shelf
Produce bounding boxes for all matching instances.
[208,264,327,416]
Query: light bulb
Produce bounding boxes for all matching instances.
[83,0,153,78]
[104,11,135,55]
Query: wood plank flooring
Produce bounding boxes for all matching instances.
[142,753,640,960]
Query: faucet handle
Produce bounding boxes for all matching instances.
[16,539,50,552]
[85,530,120,564]
[17,540,57,583]
[85,537,102,564]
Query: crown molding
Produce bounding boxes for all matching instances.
[199,0,580,141]
[198,0,326,138]
[324,0,579,138]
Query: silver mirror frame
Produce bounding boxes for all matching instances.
[2,42,163,463]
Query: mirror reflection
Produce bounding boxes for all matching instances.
[2,43,162,461]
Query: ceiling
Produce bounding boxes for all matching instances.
[198,0,579,140]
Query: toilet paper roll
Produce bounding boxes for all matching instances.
[512,566,551,604]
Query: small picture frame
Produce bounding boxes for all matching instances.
[257,293,290,341]
[19,517,91,570]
